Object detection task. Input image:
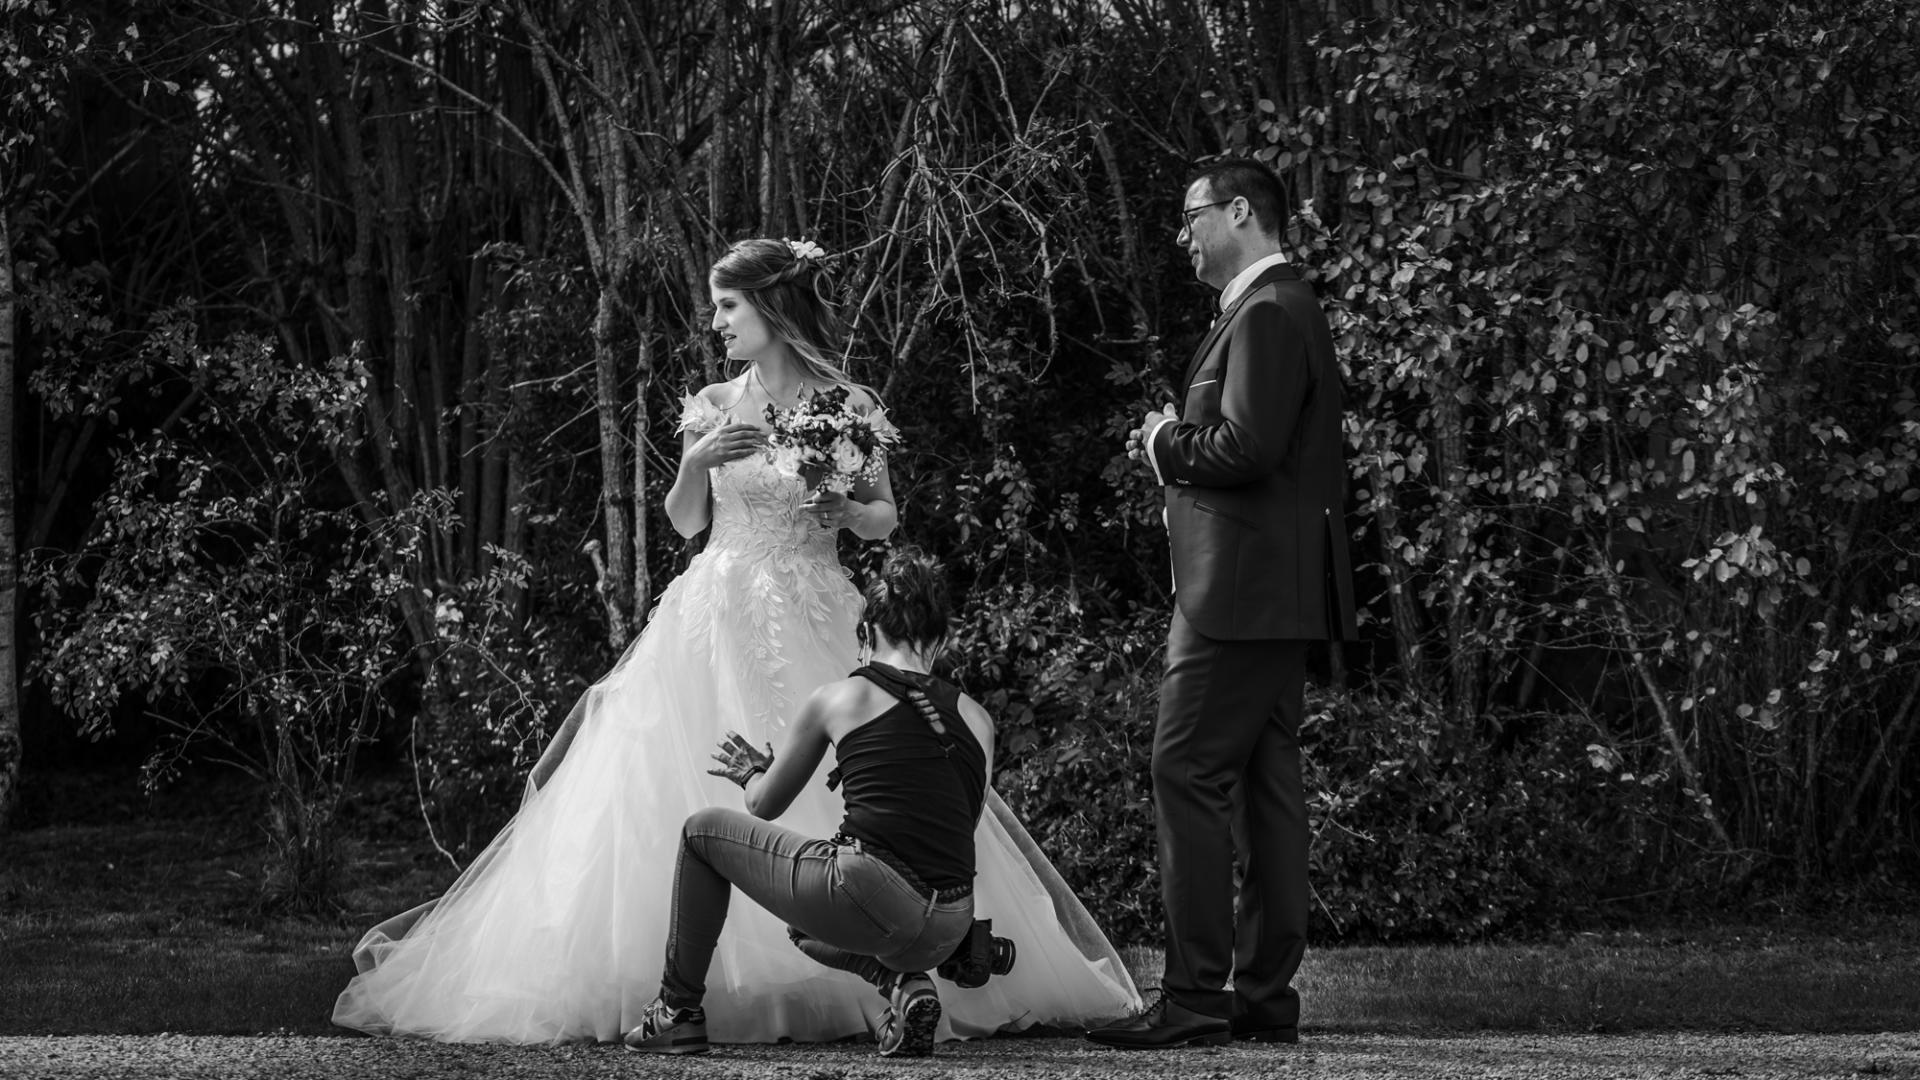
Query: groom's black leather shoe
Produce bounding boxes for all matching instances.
[1086,992,1230,1049]
[1230,1019,1300,1044]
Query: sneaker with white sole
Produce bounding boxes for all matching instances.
[622,996,709,1055]
[876,973,940,1058]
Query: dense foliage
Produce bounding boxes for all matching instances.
[8,0,1916,929]
[28,312,422,908]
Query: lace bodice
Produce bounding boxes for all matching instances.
[679,392,841,564]
[666,391,858,732]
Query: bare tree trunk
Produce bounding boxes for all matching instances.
[1829,665,1920,864]
[516,0,645,647]
[458,258,487,572]
[0,197,20,828]
[591,287,633,647]
[312,3,415,529]
[1602,567,1734,851]
[1089,117,1160,363]
[759,0,788,233]
[630,313,656,624]
[1363,455,1426,691]
[27,412,96,550]
[1430,375,1479,725]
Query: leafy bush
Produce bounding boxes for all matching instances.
[969,589,1663,942]
[959,591,1168,944]
[1216,0,1920,880]
[952,584,1643,937]
[23,0,1918,926]
[29,312,423,910]
[1303,691,1662,940]
[414,558,582,861]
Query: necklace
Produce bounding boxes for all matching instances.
[750,364,807,410]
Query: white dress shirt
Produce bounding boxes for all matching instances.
[1217,251,1291,310]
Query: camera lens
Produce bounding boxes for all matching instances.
[990,935,1016,976]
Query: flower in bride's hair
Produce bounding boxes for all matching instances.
[786,238,827,263]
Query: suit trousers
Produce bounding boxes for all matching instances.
[1153,607,1309,1025]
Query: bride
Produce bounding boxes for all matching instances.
[332,237,1141,1044]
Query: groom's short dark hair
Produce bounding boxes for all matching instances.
[1187,157,1288,238]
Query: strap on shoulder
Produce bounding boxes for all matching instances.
[850,661,922,700]
[850,662,956,753]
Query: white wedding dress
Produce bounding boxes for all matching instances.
[332,394,1140,1044]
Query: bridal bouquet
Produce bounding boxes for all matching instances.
[763,384,900,494]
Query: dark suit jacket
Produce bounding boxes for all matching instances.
[1149,263,1358,642]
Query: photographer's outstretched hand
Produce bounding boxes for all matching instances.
[708,731,774,789]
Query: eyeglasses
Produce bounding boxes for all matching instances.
[1179,198,1235,232]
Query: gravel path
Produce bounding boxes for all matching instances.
[3,1033,1917,1080]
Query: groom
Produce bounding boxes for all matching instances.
[1090,158,1356,1050]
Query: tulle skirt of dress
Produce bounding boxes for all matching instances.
[332,538,1140,1044]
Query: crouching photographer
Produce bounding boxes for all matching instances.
[626,547,1011,1059]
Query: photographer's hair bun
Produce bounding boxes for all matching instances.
[863,546,949,651]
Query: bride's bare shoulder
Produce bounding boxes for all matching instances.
[677,377,748,434]
[695,375,751,409]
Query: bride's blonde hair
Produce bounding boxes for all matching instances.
[710,238,854,388]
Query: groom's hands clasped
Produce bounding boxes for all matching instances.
[1126,401,1178,463]
[709,731,775,789]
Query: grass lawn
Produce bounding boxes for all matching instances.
[4,801,1918,1038]
[0,813,434,1037]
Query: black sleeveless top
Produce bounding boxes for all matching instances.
[831,662,987,891]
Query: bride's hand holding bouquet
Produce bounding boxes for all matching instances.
[763,383,900,530]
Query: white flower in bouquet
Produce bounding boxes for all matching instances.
[770,443,805,480]
[832,436,864,475]
[762,383,901,493]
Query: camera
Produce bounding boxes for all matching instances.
[936,918,1016,988]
